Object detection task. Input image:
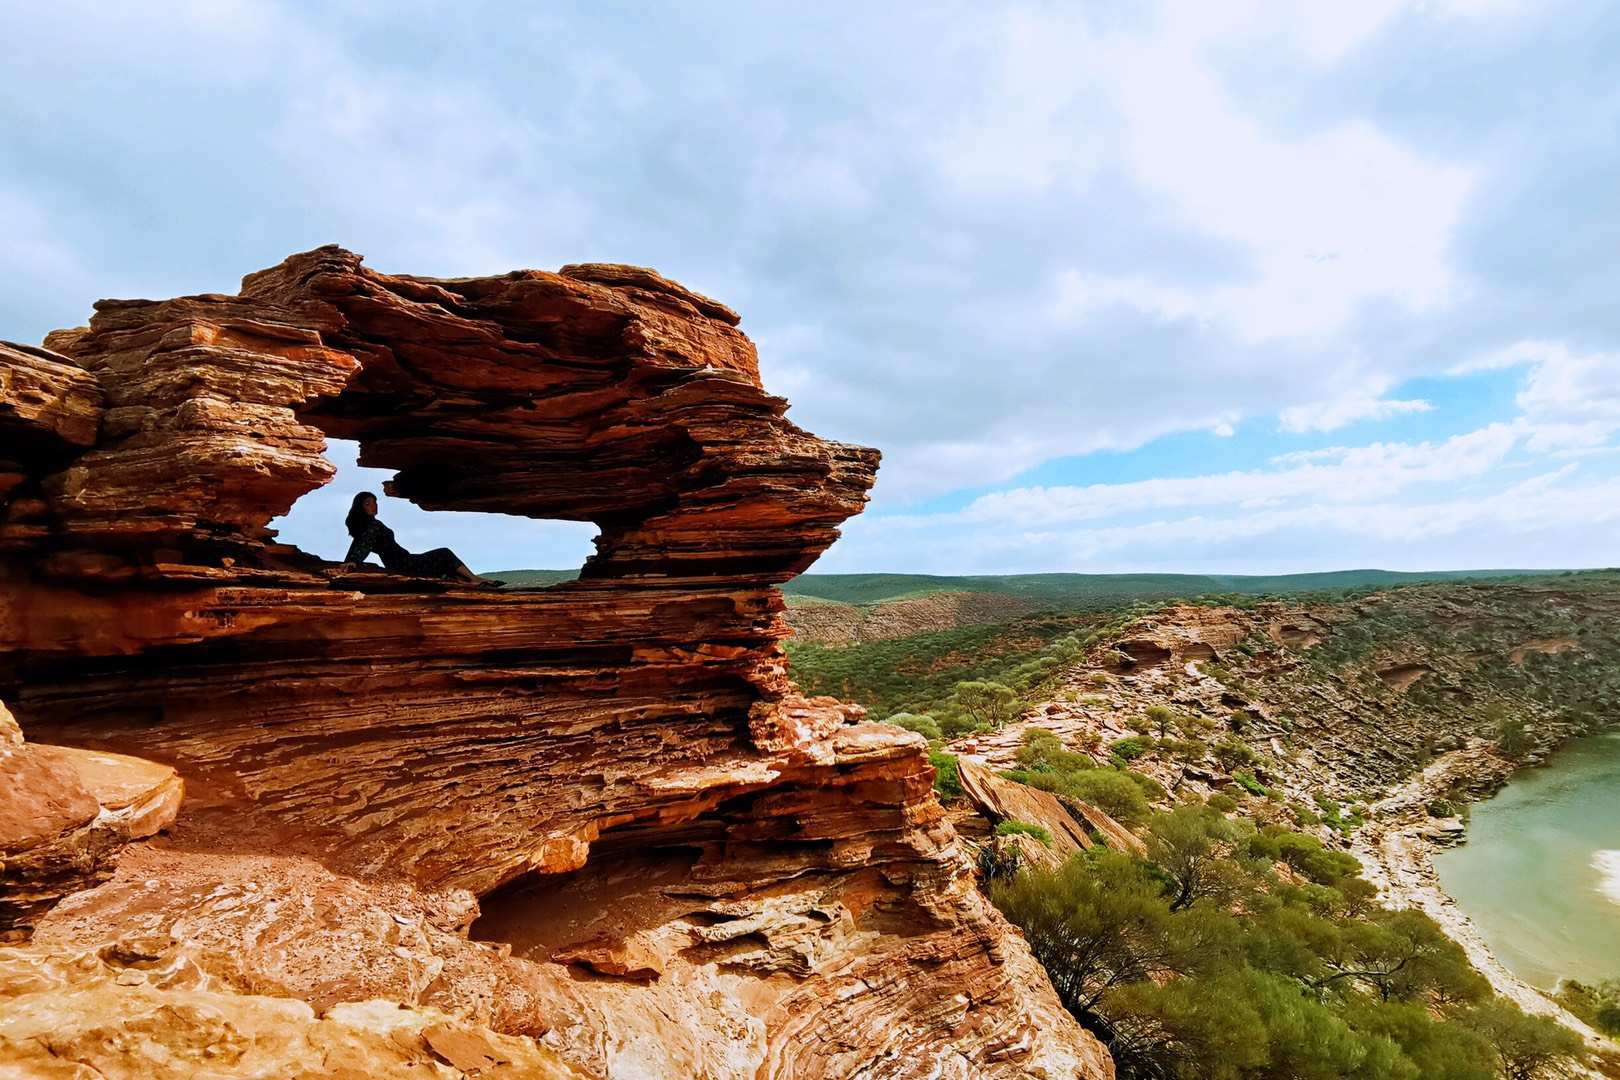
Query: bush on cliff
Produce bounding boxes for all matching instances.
[1553,977,1620,1035]
[995,819,1053,846]
[886,712,942,742]
[1068,770,1155,826]
[989,797,1583,1080]
[1464,1000,1587,1080]
[1214,736,1259,770]
[1111,735,1153,762]
[928,751,962,799]
[1008,729,1158,825]
[1491,710,1537,760]
[954,679,1024,728]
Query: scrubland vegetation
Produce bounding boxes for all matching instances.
[784,573,1620,1079]
[787,610,1138,736]
[989,779,1587,1079]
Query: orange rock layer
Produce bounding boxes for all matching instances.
[0,249,1109,1078]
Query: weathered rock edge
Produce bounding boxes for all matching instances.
[0,249,1110,1079]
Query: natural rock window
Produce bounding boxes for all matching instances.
[269,437,599,581]
[0,247,1113,1078]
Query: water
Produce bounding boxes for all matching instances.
[1433,731,1620,989]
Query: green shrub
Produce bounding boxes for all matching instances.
[1553,978,1620,1036]
[886,712,941,742]
[1061,769,1152,826]
[1206,793,1239,813]
[954,680,1025,728]
[1493,711,1536,760]
[929,751,962,799]
[1214,737,1258,770]
[1157,737,1208,761]
[1017,728,1095,774]
[989,839,1536,1080]
[1463,999,1587,1079]
[1232,769,1268,798]
[995,819,1053,846]
[1111,735,1152,761]
[1426,798,1456,818]
[1272,831,1362,887]
[1127,770,1167,803]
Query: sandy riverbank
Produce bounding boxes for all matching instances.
[1351,743,1615,1065]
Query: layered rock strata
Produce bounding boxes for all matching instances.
[0,702,182,940]
[0,248,1109,1078]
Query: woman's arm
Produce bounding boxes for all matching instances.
[343,528,373,565]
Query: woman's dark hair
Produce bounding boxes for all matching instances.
[345,492,379,538]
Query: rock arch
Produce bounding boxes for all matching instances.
[0,248,1109,1078]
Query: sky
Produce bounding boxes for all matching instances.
[4,1,1618,574]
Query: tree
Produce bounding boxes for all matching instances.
[1145,703,1178,738]
[1464,1000,1587,1080]
[953,680,1022,729]
[990,852,1219,1016]
[1491,712,1536,760]
[1316,910,1489,1008]
[1342,998,1495,1080]
[1147,804,1248,912]
[1213,736,1259,770]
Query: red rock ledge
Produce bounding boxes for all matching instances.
[0,249,1110,1079]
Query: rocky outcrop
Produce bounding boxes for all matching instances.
[0,248,1109,1078]
[976,587,1620,807]
[0,940,589,1080]
[0,702,182,940]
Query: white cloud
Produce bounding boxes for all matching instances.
[1446,341,1620,454]
[904,423,1520,530]
[825,456,1619,575]
[1279,395,1434,433]
[1517,349,1620,423]
[1448,339,1569,375]
[1082,9,1473,343]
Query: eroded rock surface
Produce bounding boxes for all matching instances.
[0,702,182,940]
[0,249,1110,1078]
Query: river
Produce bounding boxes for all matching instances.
[1433,730,1620,990]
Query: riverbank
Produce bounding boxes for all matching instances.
[1352,739,1618,1068]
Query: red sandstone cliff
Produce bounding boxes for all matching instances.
[0,249,1110,1078]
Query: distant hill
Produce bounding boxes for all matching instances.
[780,569,1565,606]
[489,566,1572,604]
[487,569,581,588]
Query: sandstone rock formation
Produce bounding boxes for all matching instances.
[0,701,182,940]
[0,249,1110,1078]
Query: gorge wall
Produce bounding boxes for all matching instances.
[0,248,1111,1078]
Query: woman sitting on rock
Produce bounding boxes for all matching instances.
[341,491,494,585]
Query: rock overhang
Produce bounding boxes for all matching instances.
[0,247,1112,1079]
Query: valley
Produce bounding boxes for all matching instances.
[787,570,1620,1078]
